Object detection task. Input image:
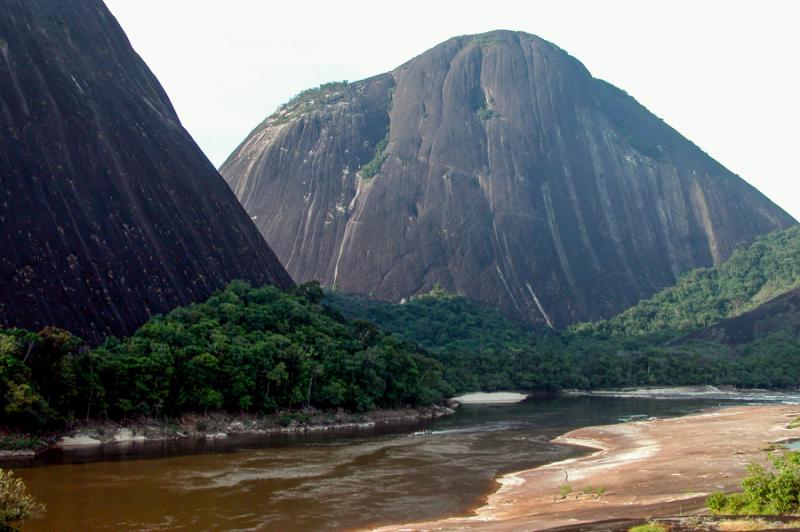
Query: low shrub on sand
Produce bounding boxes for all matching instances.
[628,523,668,532]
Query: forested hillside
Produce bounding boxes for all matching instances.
[326,288,800,393]
[575,226,800,336]
[683,287,800,346]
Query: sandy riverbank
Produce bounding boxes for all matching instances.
[375,404,800,531]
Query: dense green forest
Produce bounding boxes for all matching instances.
[0,282,450,432]
[326,287,800,393]
[575,226,800,336]
[4,228,800,435]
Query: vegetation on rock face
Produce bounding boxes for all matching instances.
[360,133,389,179]
[270,81,351,124]
[707,452,800,515]
[472,33,501,47]
[0,282,450,433]
[576,226,800,337]
[0,469,45,527]
[286,81,349,109]
[476,104,496,122]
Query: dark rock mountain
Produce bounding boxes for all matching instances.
[0,0,292,343]
[221,30,794,328]
[684,288,800,346]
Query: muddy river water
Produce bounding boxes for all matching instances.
[10,395,763,530]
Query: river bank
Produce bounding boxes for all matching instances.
[375,403,800,531]
[0,404,455,460]
[10,395,751,530]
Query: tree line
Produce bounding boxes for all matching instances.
[0,282,450,432]
[327,288,800,394]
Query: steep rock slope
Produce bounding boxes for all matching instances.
[0,0,292,343]
[222,31,794,327]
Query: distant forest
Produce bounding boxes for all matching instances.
[2,227,799,434]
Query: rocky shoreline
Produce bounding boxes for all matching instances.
[0,404,455,460]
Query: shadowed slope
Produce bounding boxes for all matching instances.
[0,0,292,343]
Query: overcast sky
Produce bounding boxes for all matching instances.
[105,0,800,220]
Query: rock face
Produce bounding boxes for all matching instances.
[0,0,292,343]
[221,30,794,328]
[685,288,800,346]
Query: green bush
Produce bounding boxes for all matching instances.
[707,451,800,515]
[706,491,727,512]
[0,469,45,527]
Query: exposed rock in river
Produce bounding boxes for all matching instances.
[221,30,794,327]
[0,0,293,343]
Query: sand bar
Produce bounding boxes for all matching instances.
[451,392,529,404]
[375,404,800,531]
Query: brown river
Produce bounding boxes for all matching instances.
[9,395,749,531]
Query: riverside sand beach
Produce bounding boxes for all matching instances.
[375,404,800,531]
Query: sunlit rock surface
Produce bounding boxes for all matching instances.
[222,30,794,327]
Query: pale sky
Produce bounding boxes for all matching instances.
[105,0,800,220]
